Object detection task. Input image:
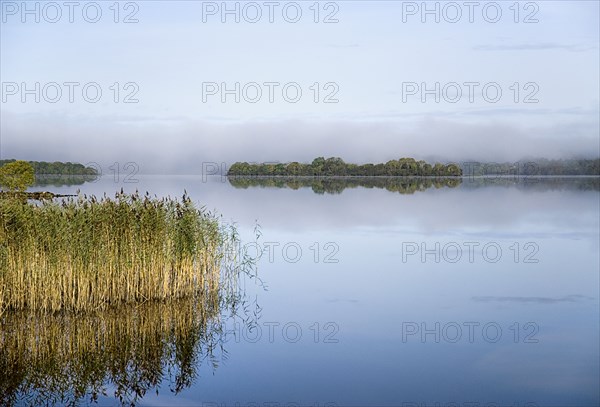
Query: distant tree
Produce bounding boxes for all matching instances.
[286,162,303,175]
[361,163,375,176]
[311,157,326,176]
[446,163,462,176]
[385,160,400,176]
[323,157,346,175]
[432,163,445,176]
[346,163,358,176]
[0,160,35,191]
[274,163,286,175]
[398,157,417,175]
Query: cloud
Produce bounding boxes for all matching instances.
[326,43,360,48]
[473,42,598,52]
[471,295,595,304]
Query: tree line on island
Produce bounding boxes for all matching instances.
[228,157,463,177]
[0,160,99,191]
[228,157,600,177]
[465,158,599,176]
[0,160,98,176]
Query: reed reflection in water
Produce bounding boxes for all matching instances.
[0,265,259,406]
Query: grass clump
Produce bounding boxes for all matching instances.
[0,191,234,313]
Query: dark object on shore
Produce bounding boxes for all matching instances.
[0,191,77,200]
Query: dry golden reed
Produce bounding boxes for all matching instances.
[0,191,230,313]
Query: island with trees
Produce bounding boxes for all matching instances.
[228,157,463,177]
[0,159,99,187]
[0,160,99,176]
[228,157,600,177]
[462,158,600,176]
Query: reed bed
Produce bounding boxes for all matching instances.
[0,191,234,313]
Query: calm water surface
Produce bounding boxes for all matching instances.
[5,176,599,406]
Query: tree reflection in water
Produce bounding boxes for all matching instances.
[33,174,98,187]
[228,176,463,195]
[228,176,600,194]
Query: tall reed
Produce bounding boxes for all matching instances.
[0,191,234,313]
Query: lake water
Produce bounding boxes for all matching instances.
[5,176,599,406]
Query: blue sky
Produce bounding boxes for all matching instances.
[1,1,599,172]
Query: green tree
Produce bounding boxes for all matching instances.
[385,160,400,176]
[445,163,462,176]
[311,157,326,176]
[286,162,302,175]
[0,160,35,191]
[323,157,346,175]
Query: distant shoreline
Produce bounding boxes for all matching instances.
[227,157,599,177]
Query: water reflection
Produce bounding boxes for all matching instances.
[3,176,597,405]
[228,175,600,194]
[0,262,259,406]
[462,176,600,191]
[228,176,462,194]
[34,174,98,187]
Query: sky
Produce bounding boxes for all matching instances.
[1,0,599,174]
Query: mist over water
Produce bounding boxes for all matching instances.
[3,115,599,174]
